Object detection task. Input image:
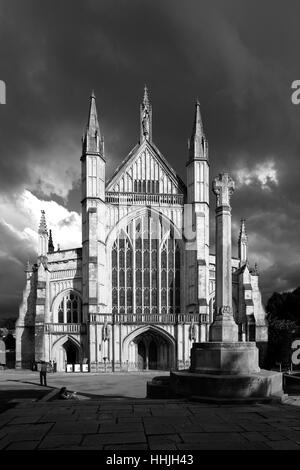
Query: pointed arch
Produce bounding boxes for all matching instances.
[106,206,183,249]
[122,324,176,369]
[51,334,81,350]
[51,335,82,372]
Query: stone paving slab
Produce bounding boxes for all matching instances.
[38,434,83,449]
[0,398,300,450]
[50,421,99,435]
[144,422,176,434]
[98,422,144,433]
[6,440,40,450]
[82,432,147,447]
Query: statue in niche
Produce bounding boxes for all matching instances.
[142,107,150,138]
[102,318,110,341]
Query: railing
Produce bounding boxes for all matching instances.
[89,313,209,324]
[44,323,87,334]
[106,192,184,206]
[50,269,82,280]
[113,313,177,324]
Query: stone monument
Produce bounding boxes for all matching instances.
[168,173,283,401]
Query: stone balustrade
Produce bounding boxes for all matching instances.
[106,191,184,206]
[89,313,208,324]
[44,323,87,334]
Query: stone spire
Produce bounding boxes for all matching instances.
[48,229,54,254]
[140,84,152,143]
[38,210,48,257]
[238,219,248,266]
[82,91,104,155]
[188,101,208,161]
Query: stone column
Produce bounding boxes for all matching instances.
[209,173,238,342]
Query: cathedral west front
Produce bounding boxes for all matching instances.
[15,87,268,372]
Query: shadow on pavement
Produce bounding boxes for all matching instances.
[0,388,50,414]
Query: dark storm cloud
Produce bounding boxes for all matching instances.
[0,0,300,318]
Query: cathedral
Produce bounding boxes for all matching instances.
[15,87,268,372]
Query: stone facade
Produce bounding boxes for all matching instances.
[15,87,268,372]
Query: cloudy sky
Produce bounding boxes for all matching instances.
[0,0,300,319]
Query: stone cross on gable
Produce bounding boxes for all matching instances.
[212,173,235,207]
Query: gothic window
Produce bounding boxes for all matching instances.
[112,234,133,315]
[160,239,181,314]
[111,212,180,316]
[56,292,82,323]
[58,303,64,323]
[134,180,159,193]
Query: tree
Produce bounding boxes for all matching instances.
[266,288,300,368]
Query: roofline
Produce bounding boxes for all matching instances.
[106,140,186,193]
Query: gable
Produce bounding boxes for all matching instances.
[106,140,186,194]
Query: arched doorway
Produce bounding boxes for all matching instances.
[63,339,79,364]
[128,329,174,371]
[51,336,81,372]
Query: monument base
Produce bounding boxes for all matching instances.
[190,342,260,375]
[170,341,283,400]
[170,369,283,400]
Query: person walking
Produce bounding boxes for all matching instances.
[40,361,47,386]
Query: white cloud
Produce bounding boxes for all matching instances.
[0,189,81,254]
[234,159,278,190]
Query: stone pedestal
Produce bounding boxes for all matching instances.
[190,342,260,375]
[170,369,283,400]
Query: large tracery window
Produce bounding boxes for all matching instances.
[112,236,133,314]
[112,213,181,316]
[57,292,82,323]
[161,239,181,314]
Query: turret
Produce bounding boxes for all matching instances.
[81,91,105,203]
[185,101,210,341]
[81,91,108,364]
[186,101,209,205]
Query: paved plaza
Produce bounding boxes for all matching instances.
[0,370,300,450]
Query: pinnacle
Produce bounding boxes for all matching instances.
[38,210,48,235]
[188,100,206,160]
[143,84,149,104]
